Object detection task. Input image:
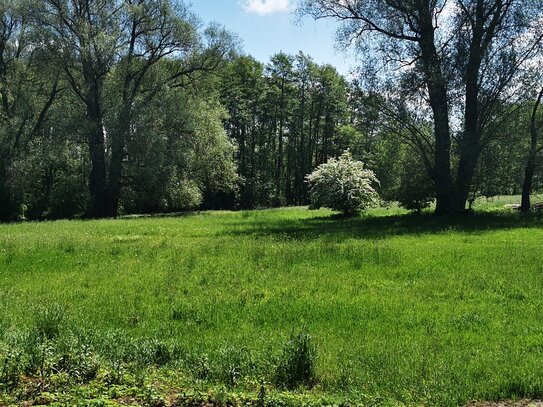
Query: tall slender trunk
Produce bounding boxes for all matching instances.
[86,101,108,218]
[298,83,306,204]
[419,26,454,214]
[521,153,536,212]
[453,31,484,212]
[521,87,543,212]
[276,78,285,205]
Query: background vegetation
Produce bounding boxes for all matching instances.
[1,0,542,221]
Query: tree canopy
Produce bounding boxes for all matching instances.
[1,0,543,220]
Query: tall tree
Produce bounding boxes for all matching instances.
[0,0,62,220]
[220,55,266,208]
[42,0,121,217]
[299,0,543,213]
[266,53,295,205]
[521,85,543,212]
[42,0,234,217]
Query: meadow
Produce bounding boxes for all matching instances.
[1,198,543,406]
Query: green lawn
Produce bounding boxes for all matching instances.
[1,200,543,406]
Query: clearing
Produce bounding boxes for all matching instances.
[1,200,543,406]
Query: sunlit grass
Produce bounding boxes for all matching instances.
[1,197,543,405]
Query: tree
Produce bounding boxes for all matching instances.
[306,151,379,215]
[266,52,295,205]
[0,0,62,221]
[41,0,235,218]
[299,0,543,213]
[220,55,266,208]
[41,0,121,218]
[220,52,350,209]
[121,76,238,214]
[521,85,543,212]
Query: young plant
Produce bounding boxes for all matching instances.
[274,328,317,389]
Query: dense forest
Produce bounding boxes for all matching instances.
[1,0,542,221]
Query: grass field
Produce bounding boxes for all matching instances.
[1,198,543,406]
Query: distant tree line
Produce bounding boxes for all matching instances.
[220,52,350,208]
[1,0,542,221]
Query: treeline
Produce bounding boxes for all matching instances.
[0,0,357,220]
[1,0,542,221]
[0,0,239,221]
[221,53,348,208]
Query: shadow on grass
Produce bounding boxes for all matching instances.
[222,210,543,241]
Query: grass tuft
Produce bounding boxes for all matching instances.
[274,328,317,390]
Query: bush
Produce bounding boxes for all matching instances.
[306,152,379,215]
[274,329,317,389]
[395,153,435,212]
[166,178,203,211]
[0,347,22,389]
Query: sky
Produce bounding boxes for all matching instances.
[189,0,357,76]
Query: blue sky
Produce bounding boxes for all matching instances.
[189,0,357,76]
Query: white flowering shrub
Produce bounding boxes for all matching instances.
[306,152,380,215]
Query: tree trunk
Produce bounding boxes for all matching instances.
[419,26,454,214]
[453,78,481,212]
[276,79,285,205]
[86,102,108,218]
[453,136,481,212]
[106,130,125,217]
[432,104,454,214]
[521,87,543,212]
[521,155,535,213]
[453,33,484,213]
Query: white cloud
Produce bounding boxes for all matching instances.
[241,0,291,16]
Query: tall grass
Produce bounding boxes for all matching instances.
[1,198,543,405]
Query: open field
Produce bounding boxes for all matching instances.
[1,198,543,406]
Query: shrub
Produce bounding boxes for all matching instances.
[306,152,379,215]
[395,153,435,212]
[0,347,22,389]
[167,178,203,211]
[274,328,317,389]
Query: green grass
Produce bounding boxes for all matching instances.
[1,198,543,406]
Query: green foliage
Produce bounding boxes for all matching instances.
[306,152,380,215]
[120,82,237,214]
[274,329,317,390]
[166,178,203,211]
[396,150,435,211]
[220,53,350,209]
[0,346,22,389]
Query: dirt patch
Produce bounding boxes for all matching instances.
[466,400,543,407]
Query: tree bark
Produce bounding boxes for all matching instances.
[521,154,536,213]
[454,58,482,212]
[521,86,543,212]
[86,101,108,218]
[418,20,454,214]
[106,116,127,218]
